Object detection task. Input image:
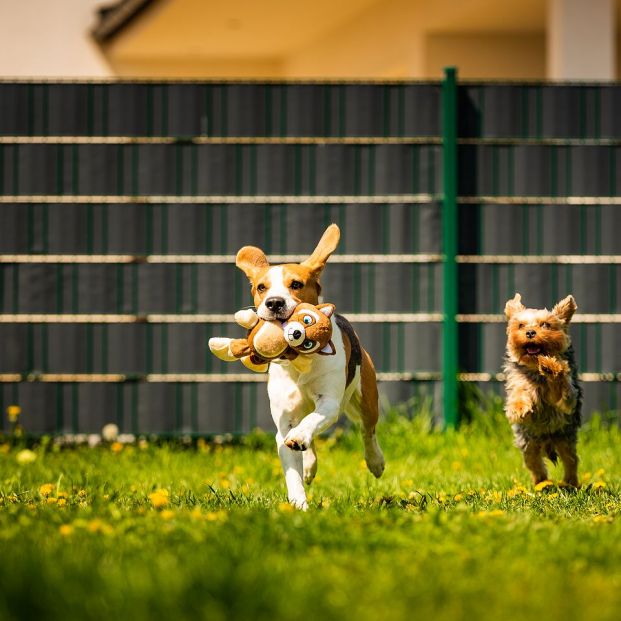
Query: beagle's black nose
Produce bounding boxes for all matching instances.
[265,297,286,312]
[526,330,536,339]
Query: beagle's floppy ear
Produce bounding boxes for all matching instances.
[301,224,340,275]
[236,246,270,282]
[552,295,577,325]
[505,293,525,320]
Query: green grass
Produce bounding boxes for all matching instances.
[0,405,620,621]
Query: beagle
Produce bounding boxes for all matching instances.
[236,224,385,509]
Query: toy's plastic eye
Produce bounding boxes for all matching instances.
[290,280,304,290]
[302,315,313,325]
[302,340,315,350]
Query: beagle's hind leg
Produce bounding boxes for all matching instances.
[352,349,385,478]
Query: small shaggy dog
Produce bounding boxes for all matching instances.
[503,293,582,487]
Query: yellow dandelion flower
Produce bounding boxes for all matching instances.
[453,493,464,502]
[219,479,231,490]
[278,502,295,513]
[57,491,68,499]
[401,479,414,489]
[39,483,55,497]
[534,480,554,492]
[46,497,58,505]
[78,489,87,498]
[489,491,503,503]
[7,405,21,422]
[86,519,113,534]
[477,509,505,518]
[582,471,592,482]
[160,509,175,521]
[592,481,607,490]
[451,461,463,471]
[15,449,37,465]
[148,489,169,508]
[57,498,67,507]
[190,508,203,520]
[59,524,73,536]
[507,485,528,498]
[592,515,613,524]
[110,442,123,454]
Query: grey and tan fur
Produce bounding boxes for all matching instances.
[503,293,583,487]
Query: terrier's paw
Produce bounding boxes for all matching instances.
[538,355,569,378]
[284,428,312,451]
[506,399,533,424]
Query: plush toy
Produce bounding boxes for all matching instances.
[209,302,336,372]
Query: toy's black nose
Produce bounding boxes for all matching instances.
[526,330,536,339]
[265,297,285,312]
[292,329,302,340]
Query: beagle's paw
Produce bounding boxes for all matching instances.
[284,427,313,452]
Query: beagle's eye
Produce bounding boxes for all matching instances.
[257,284,266,293]
[518,323,525,329]
[302,340,315,350]
[302,315,313,326]
[540,322,550,329]
[290,280,304,290]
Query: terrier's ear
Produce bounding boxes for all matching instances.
[552,295,577,325]
[301,224,340,276]
[236,246,269,282]
[317,303,335,318]
[504,293,525,319]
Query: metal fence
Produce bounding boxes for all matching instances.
[1,71,620,434]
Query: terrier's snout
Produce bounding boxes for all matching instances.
[526,329,536,339]
[265,297,286,312]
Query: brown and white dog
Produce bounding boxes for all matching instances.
[236,223,385,509]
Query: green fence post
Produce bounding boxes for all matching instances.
[442,66,459,427]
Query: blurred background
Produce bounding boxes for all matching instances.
[0,0,620,436]
[0,0,619,80]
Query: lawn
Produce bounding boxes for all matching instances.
[0,402,619,621]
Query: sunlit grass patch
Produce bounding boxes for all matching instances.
[0,409,619,621]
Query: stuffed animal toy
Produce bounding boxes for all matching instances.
[209,302,336,372]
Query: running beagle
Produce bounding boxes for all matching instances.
[236,224,385,509]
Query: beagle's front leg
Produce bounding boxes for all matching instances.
[284,394,341,452]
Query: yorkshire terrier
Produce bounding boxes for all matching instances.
[503,293,582,487]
